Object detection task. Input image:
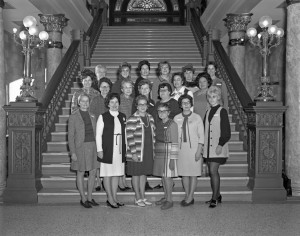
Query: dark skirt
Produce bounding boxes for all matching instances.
[71,141,98,171]
[205,157,227,165]
[126,124,153,176]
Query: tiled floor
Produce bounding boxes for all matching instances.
[1,202,300,236]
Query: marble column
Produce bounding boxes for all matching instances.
[285,0,300,196]
[39,14,68,84]
[224,13,252,84]
[0,0,7,200]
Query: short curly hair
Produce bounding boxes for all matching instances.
[105,93,120,109]
[158,61,171,74]
[195,72,212,88]
[171,72,186,86]
[80,69,97,83]
[98,77,113,90]
[135,94,148,107]
[138,79,152,90]
[207,86,221,100]
[178,94,193,108]
[138,60,151,71]
[119,62,132,72]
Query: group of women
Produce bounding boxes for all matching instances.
[68,60,230,210]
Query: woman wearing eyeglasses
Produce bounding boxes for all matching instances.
[174,94,204,207]
[126,95,156,207]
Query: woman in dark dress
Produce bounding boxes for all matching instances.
[126,95,156,207]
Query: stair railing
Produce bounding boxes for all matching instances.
[189,8,253,132]
[40,8,106,153]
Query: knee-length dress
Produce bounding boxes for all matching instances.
[126,116,154,176]
[96,111,125,177]
[174,112,204,176]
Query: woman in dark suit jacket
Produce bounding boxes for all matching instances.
[68,93,98,208]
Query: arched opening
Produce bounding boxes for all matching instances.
[109,0,185,25]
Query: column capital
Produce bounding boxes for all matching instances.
[39,14,69,33]
[0,0,4,8]
[286,0,300,6]
[224,13,252,33]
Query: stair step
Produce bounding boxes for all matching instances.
[41,176,249,189]
[38,186,252,204]
[42,162,248,175]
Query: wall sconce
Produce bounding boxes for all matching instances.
[13,16,49,102]
[246,16,284,102]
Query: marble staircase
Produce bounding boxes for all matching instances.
[38,25,251,203]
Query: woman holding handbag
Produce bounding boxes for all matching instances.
[126,95,156,207]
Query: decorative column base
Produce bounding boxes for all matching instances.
[245,102,287,202]
[3,102,44,203]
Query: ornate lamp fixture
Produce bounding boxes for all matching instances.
[13,16,49,102]
[246,16,284,102]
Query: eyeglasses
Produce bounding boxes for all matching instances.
[157,110,169,114]
[138,103,148,107]
[182,102,191,105]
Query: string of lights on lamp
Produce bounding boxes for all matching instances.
[12,16,49,102]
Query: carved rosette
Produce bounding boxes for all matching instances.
[39,14,69,33]
[258,131,278,174]
[224,13,252,33]
[13,131,32,174]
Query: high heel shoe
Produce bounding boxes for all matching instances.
[106,200,119,209]
[209,199,217,208]
[205,195,222,204]
[117,202,125,206]
[118,186,127,191]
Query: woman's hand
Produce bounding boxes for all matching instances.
[195,144,203,161]
[71,153,77,161]
[169,159,175,171]
[216,145,222,155]
[132,153,139,162]
[97,151,103,159]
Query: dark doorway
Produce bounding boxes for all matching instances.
[109,0,185,25]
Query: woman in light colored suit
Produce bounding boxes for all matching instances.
[68,93,99,208]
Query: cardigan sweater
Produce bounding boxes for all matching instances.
[126,111,155,162]
[99,111,126,164]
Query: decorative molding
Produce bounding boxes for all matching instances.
[286,0,300,6]
[229,38,246,46]
[257,113,283,126]
[224,13,252,33]
[39,14,69,33]
[8,113,35,127]
[13,131,32,174]
[248,128,256,171]
[258,130,278,174]
[127,0,167,12]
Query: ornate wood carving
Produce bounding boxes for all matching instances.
[258,130,278,174]
[257,113,283,126]
[224,13,252,33]
[8,113,35,127]
[39,14,69,33]
[13,131,32,174]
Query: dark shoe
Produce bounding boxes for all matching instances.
[161,201,173,210]
[95,186,101,191]
[209,199,217,208]
[84,172,89,178]
[117,202,125,206]
[182,199,194,207]
[155,198,167,206]
[145,181,153,191]
[125,186,132,190]
[87,199,99,206]
[205,195,222,204]
[106,200,119,209]
[180,199,186,206]
[153,184,163,189]
[80,200,92,208]
[118,186,127,191]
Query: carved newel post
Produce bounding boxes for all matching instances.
[39,14,68,83]
[3,102,45,203]
[224,13,252,84]
[245,102,287,202]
